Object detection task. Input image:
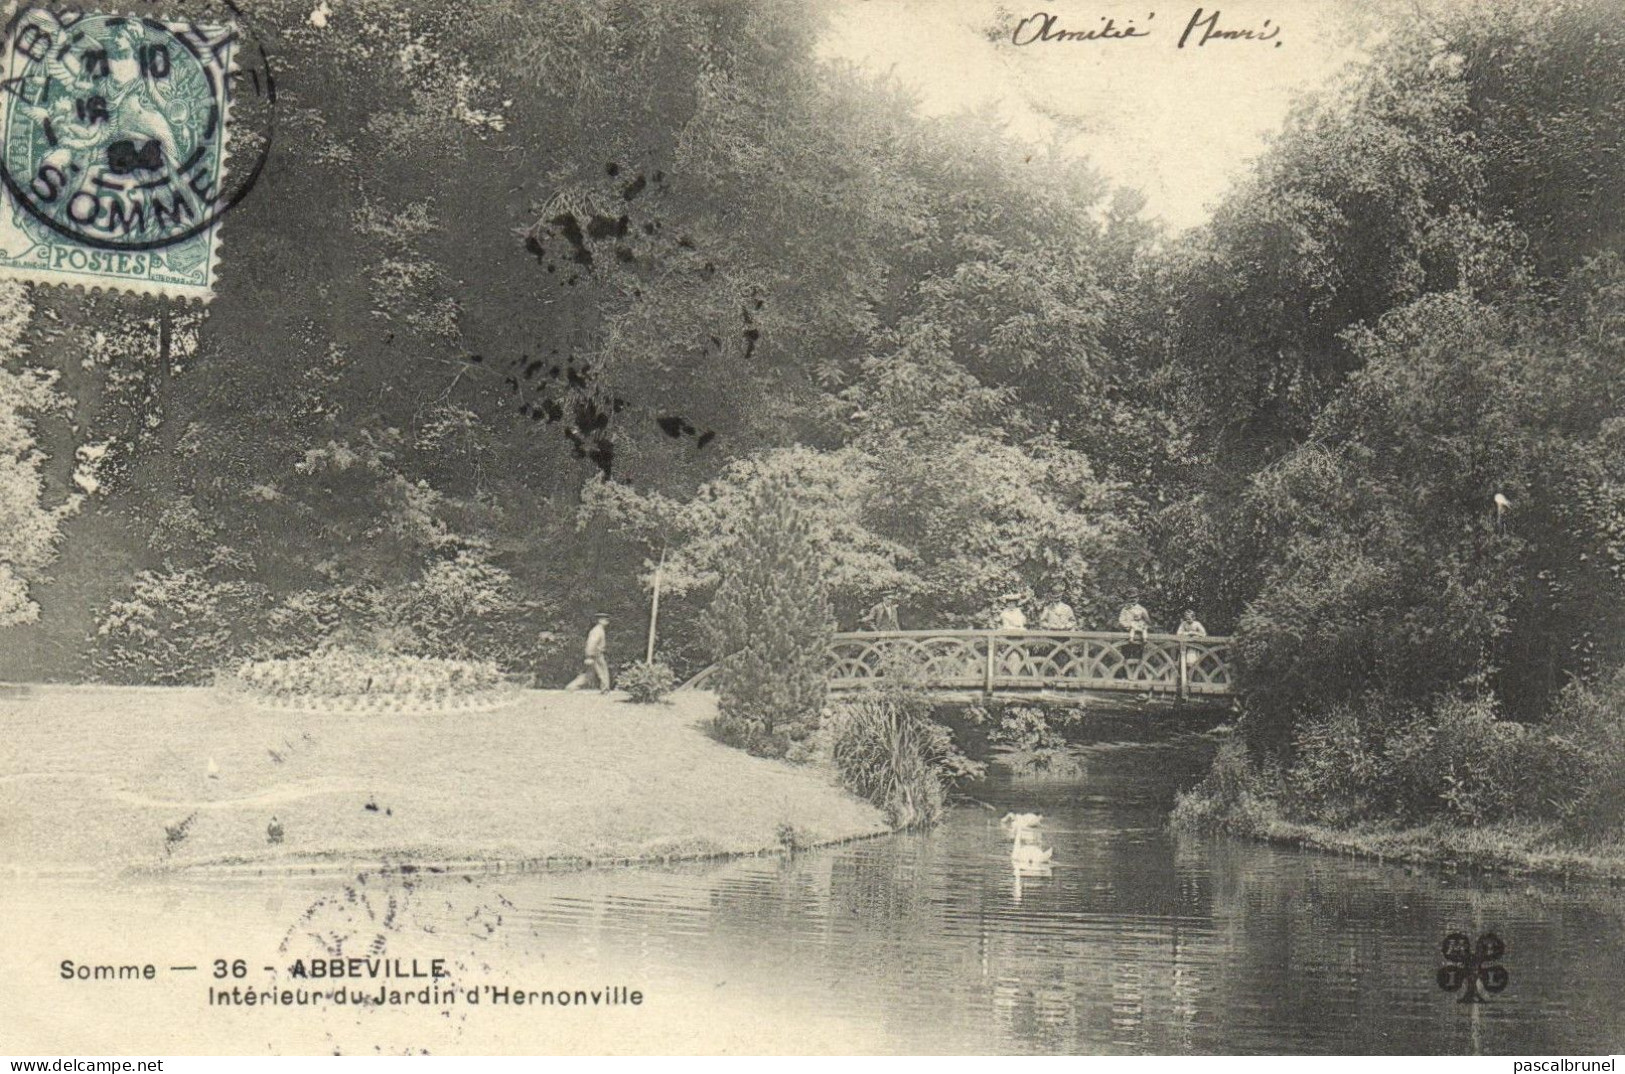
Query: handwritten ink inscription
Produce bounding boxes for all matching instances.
[1007,8,1284,49]
[1011,11,1153,43]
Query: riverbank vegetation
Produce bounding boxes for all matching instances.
[1174,668,1625,877]
[824,683,985,829]
[0,0,1619,861]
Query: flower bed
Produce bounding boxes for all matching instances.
[218,650,517,714]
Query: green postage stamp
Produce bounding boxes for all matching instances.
[0,4,274,300]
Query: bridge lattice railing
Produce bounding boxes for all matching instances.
[684,630,1235,698]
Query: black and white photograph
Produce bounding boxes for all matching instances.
[0,0,1622,1058]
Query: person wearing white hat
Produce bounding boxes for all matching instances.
[996,594,1028,631]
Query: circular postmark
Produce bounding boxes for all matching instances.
[0,0,273,252]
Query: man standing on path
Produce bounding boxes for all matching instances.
[566,613,612,693]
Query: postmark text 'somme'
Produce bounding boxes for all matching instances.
[0,4,272,299]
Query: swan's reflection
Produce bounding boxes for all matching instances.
[1011,860,1053,903]
[1003,811,1054,903]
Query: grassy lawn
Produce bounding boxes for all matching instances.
[0,686,888,872]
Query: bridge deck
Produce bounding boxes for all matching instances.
[683,629,1235,700]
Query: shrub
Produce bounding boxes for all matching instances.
[95,566,269,684]
[711,711,785,757]
[94,546,537,684]
[1536,664,1625,838]
[1170,737,1279,836]
[1282,695,1390,825]
[618,659,678,704]
[1278,691,1530,827]
[378,547,530,663]
[824,683,983,829]
[703,475,834,758]
[1379,695,1526,826]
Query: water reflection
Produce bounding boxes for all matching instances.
[4,733,1622,1054]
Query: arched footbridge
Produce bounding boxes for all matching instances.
[682,629,1236,702]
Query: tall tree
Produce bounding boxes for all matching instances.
[703,474,833,757]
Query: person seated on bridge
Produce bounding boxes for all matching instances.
[1177,608,1207,671]
[1118,599,1151,644]
[861,592,900,632]
[1037,597,1077,631]
[996,596,1028,631]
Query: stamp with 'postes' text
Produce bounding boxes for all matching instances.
[0,3,274,300]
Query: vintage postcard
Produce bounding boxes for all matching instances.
[1,0,1622,1060]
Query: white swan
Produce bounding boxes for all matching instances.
[1001,811,1043,834]
[1002,811,1053,865]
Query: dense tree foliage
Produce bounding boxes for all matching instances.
[3,0,1621,840]
[1234,274,1625,741]
[1151,0,1625,836]
[1149,0,1625,746]
[0,0,1163,683]
[0,282,77,627]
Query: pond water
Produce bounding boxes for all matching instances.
[5,728,1623,1054]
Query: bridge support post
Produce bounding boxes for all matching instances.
[983,631,996,698]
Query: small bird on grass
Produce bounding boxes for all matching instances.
[206,757,220,780]
[267,816,284,845]
[164,813,197,855]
